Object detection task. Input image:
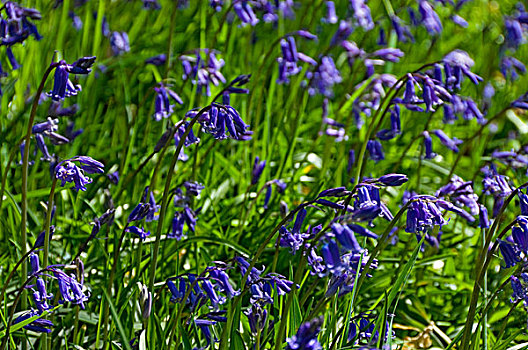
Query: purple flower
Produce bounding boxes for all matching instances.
[153,83,183,121]
[367,140,384,162]
[501,56,526,80]
[180,50,226,96]
[498,239,520,268]
[433,129,462,152]
[69,11,82,30]
[145,54,166,66]
[306,56,342,97]
[479,204,490,229]
[324,1,338,24]
[109,31,130,56]
[244,304,268,335]
[418,1,442,35]
[377,173,408,186]
[391,14,414,42]
[196,102,252,141]
[286,316,323,350]
[14,310,53,333]
[52,269,89,309]
[251,156,266,185]
[55,156,104,191]
[126,226,151,240]
[332,223,363,253]
[233,1,259,26]
[350,0,374,31]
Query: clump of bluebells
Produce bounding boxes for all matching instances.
[14,254,88,334]
[6,1,528,349]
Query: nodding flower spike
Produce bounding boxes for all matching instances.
[377,174,408,186]
[251,156,266,185]
[54,156,104,191]
[318,187,349,198]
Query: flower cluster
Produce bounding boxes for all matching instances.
[180,49,226,96]
[169,181,204,240]
[0,2,42,82]
[47,56,96,101]
[54,156,104,191]
[15,254,88,333]
[152,83,184,121]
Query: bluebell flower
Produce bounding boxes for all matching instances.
[251,156,266,185]
[348,313,379,344]
[69,11,82,30]
[443,50,482,89]
[32,277,53,313]
[324,1,338,24]
[367,140,384,162]
[109,31,130,56]
[405,196,447,235]
[510,275,528,305]
[332,223,363,253]
[29,253,40,274]
[498,239,520,268]
[418,0,442,35]
[141,187,160,222]
[432,129,462,153]
[47,63,79,101]
[286,316,323,350]
[167,278,186,303]
[207,267,240,299]
[244,304,268,335]
[128,202,150,223]
[306,56,342,97]
[14,310,53,333]
[436,175,479,218]
[46,57,95,101]
[210,0,224,11]
[153,83,183,121]
[501,56,526,80]
[348,185,383,222]
[376,173,408,186]
[126,226,150,240]
[173,121,201,160]
[233,1,259,26]
[55,156,104,191]
[276,36,316,84]
[181,50,226,96]
[391,14,414,42]
[321,239,342,273]
[235,256,264,284]
[33,225,54,250]
[479,204,490,229]
[201,279,226,309]
[350,0,374,31]
[195,102,252,141]
[505,17,525,49]
[145,54,166,66]
[52,269,89,309]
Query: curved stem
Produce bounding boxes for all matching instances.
[19,62,59,319]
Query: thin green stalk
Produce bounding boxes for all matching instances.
[19,61,59,324]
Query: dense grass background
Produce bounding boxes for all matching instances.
[2,0,528,349]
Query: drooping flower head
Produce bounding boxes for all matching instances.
[47,56,96,101]
[54,156,104,191]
